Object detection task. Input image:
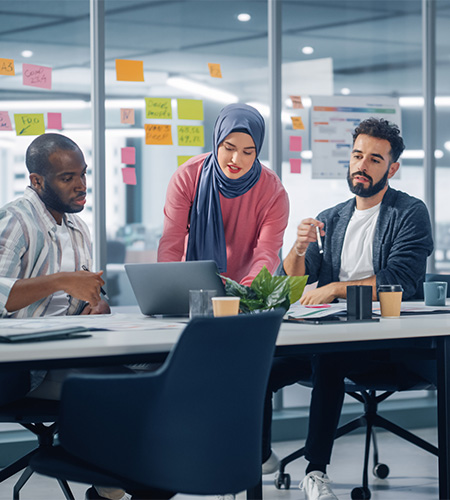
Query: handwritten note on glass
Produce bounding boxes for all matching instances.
[208,63,222,78]
[145,124,173,145]
[14,114,45,136]
[177,126,204,147]
[0,58,15,76]
[23,64,52,90]
[120,108,135,125]
[145,98,172,119]
[0,112,13,131]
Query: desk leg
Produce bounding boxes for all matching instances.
[437,336,450,500]
[246,476,262,500]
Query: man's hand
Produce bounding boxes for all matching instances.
[293,217,325,256]
[300,283,338,305]
[61,270,105,307]
[81,299,110,315]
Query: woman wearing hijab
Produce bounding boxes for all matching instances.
[157,103,289,286]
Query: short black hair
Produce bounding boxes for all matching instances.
[352,117,405,162]
[25,133,82,176]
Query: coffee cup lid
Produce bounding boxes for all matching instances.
[377,284,403,292]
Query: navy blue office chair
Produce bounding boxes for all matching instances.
[29,310,284,499]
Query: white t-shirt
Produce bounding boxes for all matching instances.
[339,203,381,282]
[46,221,76,316]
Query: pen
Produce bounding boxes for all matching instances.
[81,265,110,301]
[315,225,324,254]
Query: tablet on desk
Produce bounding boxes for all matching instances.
[0,326,93,343]
[285,315,379,325]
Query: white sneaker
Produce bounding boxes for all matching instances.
[299,471,338,500]
[262,450,280,474]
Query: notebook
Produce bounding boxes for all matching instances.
[125,260,226,316]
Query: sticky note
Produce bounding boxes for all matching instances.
[290,158,302,174]
[177,155,193,167]
[0,112,13,131]
[14,114,45,136]
[145,98,172,119]
[0,58,15,76]
[120,108,135,125]
[145,124,173,145]
[291,116,305,130]
[121,147,136,165]
[122,167,137,185]
[178,126,204,147]
[289,95,304,109]
[23,63,52,90]
[177,99,204,120]
[208,63,222,78]
[47,112,62,130]
[115,59,144,82]
[289,136,302,152]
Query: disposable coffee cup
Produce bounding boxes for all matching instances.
[423,281,448,307]
[211,296,240,317]
[189,289,217,319]
[377,284,403,318]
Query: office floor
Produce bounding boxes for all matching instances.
[0,428,438,500]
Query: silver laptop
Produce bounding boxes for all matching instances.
[124,260,226,316]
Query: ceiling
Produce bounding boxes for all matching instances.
[1,0,449,104]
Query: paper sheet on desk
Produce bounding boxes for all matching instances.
[0,313,185,333]
[287,303,347,319]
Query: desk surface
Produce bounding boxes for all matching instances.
[0,304,450,365]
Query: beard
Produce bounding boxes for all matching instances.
[347,167,390,198]
[40,182,83,214]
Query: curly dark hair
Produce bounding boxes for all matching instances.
[352,117,405,163]
[26,133,82,176]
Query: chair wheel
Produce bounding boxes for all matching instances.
[373,463,389,479]
[274,472,291,490]
[351,486,371,499]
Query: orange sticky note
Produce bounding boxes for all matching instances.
[47,112,62,130]
[290,158,302,174]
[208,63,222,78]
[289,95,304,109]
[122,168,137,185]
[0,58,15,76]
[291,116,305,130]
[145,124,173,145]
[115,59,144,82]
[120,108,135,125]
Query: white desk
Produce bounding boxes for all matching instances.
[0,310,449,499]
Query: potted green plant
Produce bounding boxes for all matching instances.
[221,266,308,314]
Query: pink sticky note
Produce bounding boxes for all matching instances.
[289,136,302,152]
[22,63,52,90]
[122,167,137,185]
[47,112,62,130]
[290,158,302,174]
[0,111,13,131]
[121,147,136,165]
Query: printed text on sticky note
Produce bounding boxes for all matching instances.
[291,116,305,130]
[23,64,52,90]
[145,98,172,119]
[120,108,135,125]
[208,63,222,78]
[14,114,45,136]
[0,112,13,131]
[0,58,15,76]
[122,168,137,185]
[177,99,204,120]
[289,136,302,152]
[121,147,136,165]
[47,113,62,130]
[290,158,302,174]
[178,126,204,147]
[115,59,144,82]
[145,124,173,145]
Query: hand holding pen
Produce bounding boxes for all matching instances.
[82,265,110,301]
[293,218,325,257]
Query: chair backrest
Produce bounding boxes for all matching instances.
[58,309,284,495]
[426,273,450,297]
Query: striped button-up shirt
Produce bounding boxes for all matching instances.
[0,187,93,318]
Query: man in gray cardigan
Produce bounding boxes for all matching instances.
[262,118,433,500]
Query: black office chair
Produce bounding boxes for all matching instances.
[29,310,284,499]
[274,275,449,500]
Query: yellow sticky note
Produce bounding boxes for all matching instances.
[115,59,144,82]
[145,98,172,119]
[177,126,204,147]
[177,155,193,167]
[208,63,222,78]
[0,58,15,76]
[145,124,173,145]
[177,99,204,120]
[14,114,45,136]
[291,116,305,130]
